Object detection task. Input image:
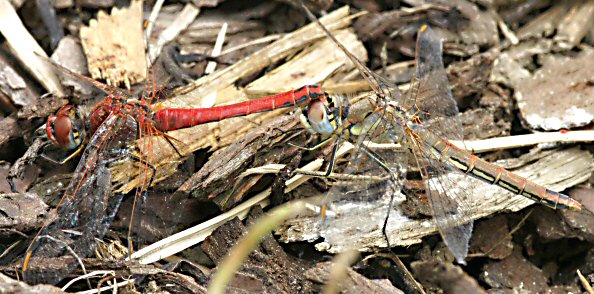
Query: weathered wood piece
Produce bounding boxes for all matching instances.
[80,0,147,88]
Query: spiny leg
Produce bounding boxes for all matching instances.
[288,135,335,152]
[163,135,183,158]
[122,153,157,255]
[360,146,401,249]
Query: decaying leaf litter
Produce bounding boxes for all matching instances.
[0,0,592,292]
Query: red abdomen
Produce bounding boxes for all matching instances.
[153,85,325,131]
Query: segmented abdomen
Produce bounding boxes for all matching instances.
[410,124,582,211]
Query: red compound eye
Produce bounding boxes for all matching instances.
[46,106,77,148]
[52,114,73,147]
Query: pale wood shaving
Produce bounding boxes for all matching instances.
[80,0,146,88]
[0,0,64,96]
[147,2,200,63]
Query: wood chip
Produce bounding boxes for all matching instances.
[0,0,64,96]
[80,0,146,88]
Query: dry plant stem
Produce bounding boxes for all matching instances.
[322,250,360,294]
[60,270,115,292]
[207,200,309,294]
[466,210,532,259]
[0,0,64,96]
[170,6,356,104]
[451,130,594,153]
[36,235,91,289]
[219,34,282,56]
[144,0,165,41]
[577,269,594,294]
[246,130,594,178]
[201,22,228,108]
[78,278,135,294]
[204,23,227,74]
[147,3,200,63]
[491,8,519,45]
[363,253,426,294]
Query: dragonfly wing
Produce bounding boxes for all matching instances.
[23,114,135,285]
[410,25,463,141]
[406,25,475,263]
[414,137,482,264]
[300,4,406,108]
[35,53,131,103]
[319,112,408,251]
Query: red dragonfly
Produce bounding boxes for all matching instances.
[23,57,327,285]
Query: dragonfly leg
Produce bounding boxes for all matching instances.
[323,137,341,177]
[40,142,85,165]
[123,153,157,255]
[288,135,335,151]
[163,135,183,158]
[361,146,402,249]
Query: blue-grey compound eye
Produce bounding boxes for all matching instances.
[307,100,334,134]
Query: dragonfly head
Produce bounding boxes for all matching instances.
[46,105,86,150]
[300,99,337,135]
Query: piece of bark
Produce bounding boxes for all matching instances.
[499,0,550,24]
[80,0,146,88]
[446,49,498,104]
[5,138,45,193]
[305,262,404,293]
[140,269,207,293]
[480,249,549,292]
[0,115,21,149]
[51,36,96,97]
[411,260,486,293]
[151,114,306,209]
[0,193,47,232]
[0,53,38,109]
[201,209,316,293]
[469,215,513,259]
[553,0,594,50]
[77,0,114,9]
[515,50,594,131]
[0,0,64,96]
[516,3,569,40]
[530,205,594,242]
[6,257,156,288]
[459,108,511,140]
[561,186,594,240]
[0,273,61,294]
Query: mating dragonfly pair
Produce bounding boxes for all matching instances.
[22,5,581,286]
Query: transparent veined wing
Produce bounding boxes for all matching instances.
[23,113,136,284]
[318,106,409,251]
[405,25,475,263]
